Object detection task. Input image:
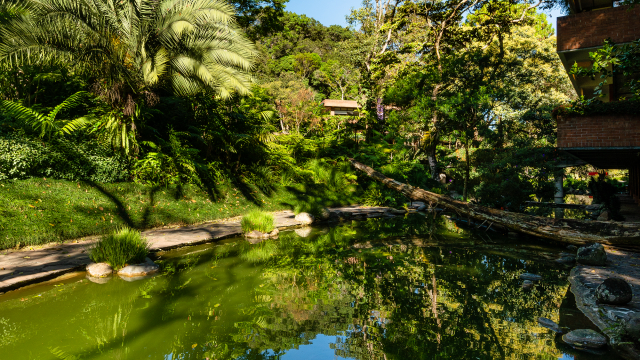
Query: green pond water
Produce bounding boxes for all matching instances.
[0,215,621,360]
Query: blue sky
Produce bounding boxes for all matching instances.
[285,0,565,32]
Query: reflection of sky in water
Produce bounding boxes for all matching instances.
[277,335,355,360]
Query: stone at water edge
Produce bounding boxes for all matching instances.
[86,263,113,278]
[625,313,640,340]
[519,273,542,281]
[567,245,578,251]
[245,230,268,239]
[562,329,607,349]
[86,275,111,284]
[416,205,427,211]
[597,211,611,221]
[556,256,576,265]
[269,228,280,238]
[522,280,534,289]
[295,227,312,238]
[117,258,159,277]
[537,317,564,334]
[390,209,407,215]
[295,212,315,225]
[318,208,332,220]
[596,278,633,305]
[576,243,607,266]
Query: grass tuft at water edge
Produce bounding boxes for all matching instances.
[89,227,149,270]
[241,210,275,234]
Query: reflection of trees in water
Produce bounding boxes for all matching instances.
[0,216,570,360]
[210,220,569,360]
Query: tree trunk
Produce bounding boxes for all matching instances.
[349,159,640,249]
[463,138,470,202]
[427,147,438,181]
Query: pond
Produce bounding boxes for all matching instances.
[0,214,621,360]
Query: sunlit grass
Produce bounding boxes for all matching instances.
[0,165,361,250]
[89,227,149,270]
[241,210,275,234]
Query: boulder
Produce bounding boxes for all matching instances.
[295,212,315,225]
[567,245,578,251]
[86,274,111,284]
[318,208,332,220]
[625,313,640,340]
[597,211,611,221]
[294,227,312,238]
[596,278,633,305]
[269,228,280,238]
[556,256,576,265]
[538,317,564,333]
[562,329,607,349]
[522,280,534,290]
[416,205,427,211]
[519,273,542,281]
[118,258,159,277]
[245,230,269,239]
[576,243,607,266]
[86,263,113,278]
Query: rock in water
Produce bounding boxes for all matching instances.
[86,263,113,278]
[519,273,542,281]
[596,278,633,305]
[556,256,576,265]
[522,280,534,289]
[597,211,611,221]
[295,212,315,225]
[625,313,640,340]
[562,329,607,349]
[118,258,159,277]
[294,227,312,238]
[318,208,331,220]
[538,317,563,333]
[567,245,578,251]
[576,243,607,266]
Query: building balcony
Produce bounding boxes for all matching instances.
[557,113,640,169]
[556,4,640,101]
[557,4,640,52]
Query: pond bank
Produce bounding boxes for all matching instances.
[570,246,640,359]
[0,206,395,293]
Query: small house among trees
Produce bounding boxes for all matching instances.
[321,100,360,116]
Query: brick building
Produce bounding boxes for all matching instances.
[556,1,640,204]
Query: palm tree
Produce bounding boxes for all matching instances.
[0,0,257,153]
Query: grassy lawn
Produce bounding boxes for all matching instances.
[0,178,359,250]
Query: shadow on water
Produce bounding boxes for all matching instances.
[0,215,623,360]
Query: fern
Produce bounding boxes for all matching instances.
[0,91,89,140]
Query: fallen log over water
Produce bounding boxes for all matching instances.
[349,159,640,249]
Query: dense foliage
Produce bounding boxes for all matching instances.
[0,0,620,240]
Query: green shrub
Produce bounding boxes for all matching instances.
[241,210,275,234]
[0,130,129,182]
[89,227,149,269]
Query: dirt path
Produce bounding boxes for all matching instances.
[0,206,393,293]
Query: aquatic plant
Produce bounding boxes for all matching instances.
[89,227,149,269]
[241,210,275,234]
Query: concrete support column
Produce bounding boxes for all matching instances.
[555,170,565,219]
